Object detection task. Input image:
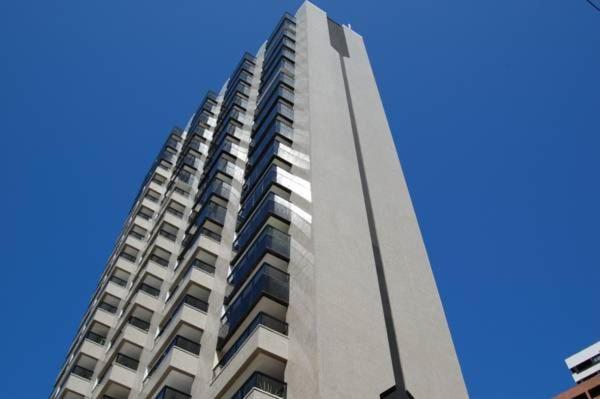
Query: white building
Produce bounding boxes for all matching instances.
[50,3,467,399]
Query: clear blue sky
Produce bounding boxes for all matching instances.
[1,0,598,398]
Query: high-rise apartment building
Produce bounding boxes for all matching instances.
[50,3,467,399]
[555,341,600,399]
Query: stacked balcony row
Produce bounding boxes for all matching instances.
[52,93,222,399]
[210,13,297,399]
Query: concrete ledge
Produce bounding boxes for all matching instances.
[210,326,288,398]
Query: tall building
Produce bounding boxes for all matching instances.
[50,3,467,399]
[555,341,600,399]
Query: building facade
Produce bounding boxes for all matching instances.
[555,341,600,399]
[50,3,467,399]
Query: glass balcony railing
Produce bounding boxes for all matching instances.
[159,294,208,338]
[257,71,295,108]
[194,202,227,228]
[128,315,151,331]
[256,82,294,121]
[262,45,295,84]
[230,371,287,399]
[265,30,295,60]
[115,353,139,371]
[266,14,296,46]
[85,331,107,345]
[147,335,200,380]
[130,230,145,240]
[221,264,289,340]
[149,254,169,267]
[266,24,295,52]
[196,179,231,210]
[250,119,293,160]
[243,143,296,201]
[98,301,118,314]
[70,365,94,380]
[259,61,295,99]
[215,312,287,371]
[233,195,291,254]
[154,386,191,399]
[120,252,137,262]
[230,225,290,276]
[109,275,127,287]
[198,158,238,192]
[171,260,215,291]
[239,179,273,222]
[138,282,161,297]
[158,229,177,242]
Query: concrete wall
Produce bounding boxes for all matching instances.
[289,2,468,398]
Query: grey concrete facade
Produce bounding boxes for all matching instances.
[51,3,467,399]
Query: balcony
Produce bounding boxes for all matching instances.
[98,301,118,315]
[242,144,298,202]
[233,195,291,255]
[105,278,128,299]
[107,317,149,356]
[59,368,92,398]
[215,312,287,374]
[85,331,106,346]
[249,118,293,162]
[231,372,286,399]
[147,335,200,381]
[158,294,208,340]
[141,338,199,398]
[95,357,137,396]
[220,264,289,343]
[154,386,191,399]
[194,201,227,228]
[128,315,151,332]
[254,85,294,131]
[168,260,215,303]
[228,227,290,296]
[238,165,299,219]
[92,304,117,328]
[196,179,232,210]
[210,324,288,399]
[125,282,161,312]
[79,331,106,359]
[71,365,93,380]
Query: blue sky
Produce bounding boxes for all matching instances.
[1,0,598,398]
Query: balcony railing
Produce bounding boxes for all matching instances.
[115,353,139,371]
[231,371,287,399]
[128,315,151,331]
[138,282,161,297]
[242,144,296,202]
[85,331,106,345]
[150,254,170,267]
[120,252,137,262]
[154,386,191,399]
[147,335,200,380]
[159,294,209,338]
[215,312,287,371]
[221,264,289,341]
[109,275,127,287]
[230,226,290,284]
[130,230,146,240]
[194,201,227,227]
[98,301,118,314]
[159,229,177,242]
[196,179,231,209]
[71,365,94,380]
[233,195,291,253]
[239,164,289,215]
[249,119,293,162]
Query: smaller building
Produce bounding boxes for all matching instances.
[555,341,600,399]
